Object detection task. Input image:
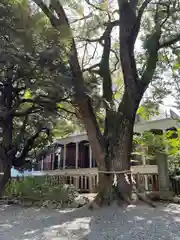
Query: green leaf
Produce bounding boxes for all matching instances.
[99,0,109,11]
[137,105,148,120]
[173,63,180,70]
[23,89,32,99]
[137,101,159,120]
[57,103,63,109]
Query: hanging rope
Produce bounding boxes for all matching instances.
[98,170,136,184]
[98,170,132,174]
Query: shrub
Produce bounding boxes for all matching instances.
[4,176,78,205]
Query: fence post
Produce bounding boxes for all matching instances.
[136,173,140,192]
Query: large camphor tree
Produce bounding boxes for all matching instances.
[33,0,180,205]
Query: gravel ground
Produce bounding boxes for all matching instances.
[0,203,180,240]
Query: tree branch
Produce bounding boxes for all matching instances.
[70,13,92,24]
[84,0,109,12]
[119,1,139,91]
[57,106,77,116]
[32,0,59,28]
[77,36,102,43]
[12,93,70,118]
[159,34,180,49]
[138,0,152,20]
[33,0,106,168]
[110,48,120,73]
[82,63,100,73]
[12,127,50,167]
[14,105,40,117]
[139,26,161,92]
[99,22,114,105]
[130,0,152,46]
[81,42,99,70]
[15,114,29,146]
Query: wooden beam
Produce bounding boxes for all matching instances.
[63,144,66,169]
[41,157,43,170]
[89,145,92,168]
[75,142,79,169]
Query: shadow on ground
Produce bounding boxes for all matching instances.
[0,202,180,240]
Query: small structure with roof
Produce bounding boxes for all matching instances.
[32,108,180,192]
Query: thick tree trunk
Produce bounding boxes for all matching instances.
[91,90,141,207]
[0,163,11,197]
[112,118,134,203]
[0,119,13,197]
[0,79,13,197]
[92,173,114,207]
[91,116,136,207]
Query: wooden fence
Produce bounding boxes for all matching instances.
[170,177,180,196]
[11,172,159,193]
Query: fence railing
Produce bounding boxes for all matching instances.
[12,169,159,193]
[45,174,98,193]
[170,177,180,196]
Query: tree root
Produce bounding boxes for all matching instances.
[88,193,103,210]
[136,193,156,208]
[115,190,132,206]
[88,191,156,210]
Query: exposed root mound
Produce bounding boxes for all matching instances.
[136,193,156,208]
[88,192,112,210]
[88,190,156,210]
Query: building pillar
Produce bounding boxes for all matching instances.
[89,145,92,168]
[52,145,55,170]
[136,173,140,192]
[75,142,79,190]
[144,175,148,191]
[41,157,44,171]
[75,142,79,169]
[57,152,61,169]
[89,145,93,192]
[63,144,66,169]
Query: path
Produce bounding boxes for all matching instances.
[0,203,180,239]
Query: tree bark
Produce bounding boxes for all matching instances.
[112,119,134,202]
[92,128,134,207]
[92,90,141,206]
[0,162,11,197]
[92,173,114,207]
[0,74,13,196]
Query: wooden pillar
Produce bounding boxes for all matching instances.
[144,174,148,191]
[57,152,61,169]
[41,157,44,171]
[89,145,92,168]
[136,173,140,192]
[89,145,93,192]
[52,145,55,170]
[63,144,66,169]
[75,142,79,169]
[75,142,79,190]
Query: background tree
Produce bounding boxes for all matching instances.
[0,0,74,194]
[32,0,180,206]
